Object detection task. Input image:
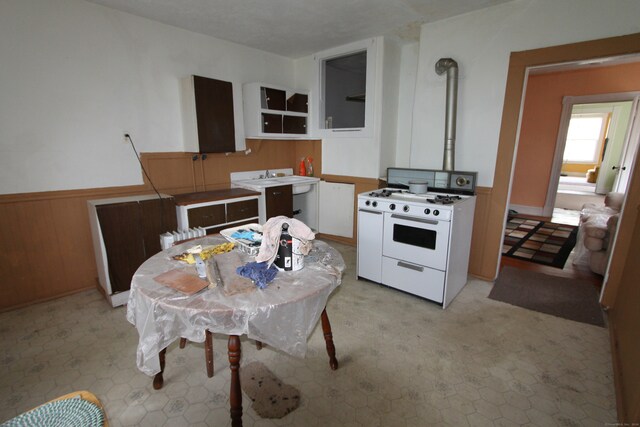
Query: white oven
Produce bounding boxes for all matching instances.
[357,168,477,309]
[382,212,450,271]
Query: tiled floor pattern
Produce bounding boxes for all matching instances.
[0,243,616,426]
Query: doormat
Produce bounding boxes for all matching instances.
[489,266,605,327]
[502,217,578,268]
[240,361,300,418]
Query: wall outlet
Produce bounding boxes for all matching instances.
[123,133,130,144]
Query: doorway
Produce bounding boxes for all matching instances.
[506,59,640,282]
[544,95,639,225]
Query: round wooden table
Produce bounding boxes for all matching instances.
[127,236,345,426]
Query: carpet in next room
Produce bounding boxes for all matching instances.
[502,217,578,268]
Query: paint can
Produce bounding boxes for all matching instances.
[275,223,304,271]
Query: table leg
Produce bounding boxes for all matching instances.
[228,335,242,427]
[255,340,263,350]
[205,330,214,378]
[321,308,338,370]
[179,338,187,349]
[153,347,166,390]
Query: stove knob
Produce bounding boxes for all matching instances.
[389,203,396,210]
[403,205,410,212]
[433,209,440,216]
[365,200,371,206]
[424,208,431,215]
[372,201,378,208]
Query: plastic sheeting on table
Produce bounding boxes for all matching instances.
[126,236,345,377]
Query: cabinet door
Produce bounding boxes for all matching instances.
[287,93,308,113]
[262,113,283,133]
[265,185,293,220]
[187,204,226,228]
[227,199,259,222]
[193,76,236,153]
[262,87,286,110]
[96,202,145,294]
[283,116,306,134]
[319,181,355,238]
[140,198,177,258]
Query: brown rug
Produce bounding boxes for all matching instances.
[489,266,605,327]
[240,361,300,418]
[502,217,578,268]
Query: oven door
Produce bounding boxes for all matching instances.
[382,212,450,271]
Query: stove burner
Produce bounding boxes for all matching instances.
[426,195,462,205]
[368,189,401,198]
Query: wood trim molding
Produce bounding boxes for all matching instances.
[0,184,150,204]
[320,174,380,186]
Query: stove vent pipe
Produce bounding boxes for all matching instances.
[435,58,458,171]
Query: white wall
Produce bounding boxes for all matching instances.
[378,37,402,177]
[296,36,401,179]
[394,42,420,169]
[0,0,295,194]
[410,0,640,187]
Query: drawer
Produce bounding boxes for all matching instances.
[381,256,445,303]
[226,199,259,222]
[187,204,225,228]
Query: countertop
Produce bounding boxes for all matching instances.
[173,188,261,206]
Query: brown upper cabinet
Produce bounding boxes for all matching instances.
[181,75,246,153]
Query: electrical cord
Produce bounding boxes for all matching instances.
[125,134,167,244]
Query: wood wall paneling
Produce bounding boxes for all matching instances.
[608,203,640,423]
[143,152,198,194]
[0,201,67,307]
[49,197,100,298]
[468,187,493,280]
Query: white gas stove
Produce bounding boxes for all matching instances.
[357,168,477,308]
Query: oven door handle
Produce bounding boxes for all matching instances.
[359,209,382,215]
[390,213,438,225]
[397,261,424,272]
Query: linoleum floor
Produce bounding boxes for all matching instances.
[0,242,616,426]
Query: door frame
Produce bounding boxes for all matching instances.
[542,92,640,217]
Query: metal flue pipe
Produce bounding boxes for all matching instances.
[435,58,458,171]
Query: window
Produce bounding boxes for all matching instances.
[323,51,367,129]
[312,38,377,138]
[563,113,609,163]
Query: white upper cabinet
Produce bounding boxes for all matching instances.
[243,82,309,139]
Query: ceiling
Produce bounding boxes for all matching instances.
[85,0,514,58]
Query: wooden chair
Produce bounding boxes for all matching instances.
[153,332,263,390]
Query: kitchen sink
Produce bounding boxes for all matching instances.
[234,176,319,194]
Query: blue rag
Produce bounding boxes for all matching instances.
[236,262,278,289]
[231,230,259,241]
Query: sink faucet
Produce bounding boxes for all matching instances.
[265,169,272,178]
